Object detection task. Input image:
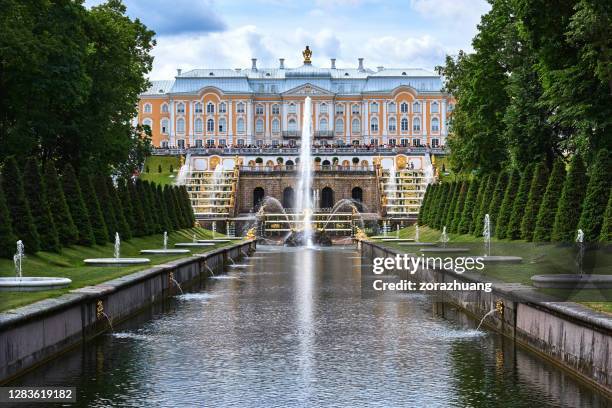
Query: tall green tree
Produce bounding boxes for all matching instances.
[442,182,460,229]
[486,171,509,236]
[1,157,40,253]
[62,164,94,246]
[533,160,566,242]
[451,181,469,233]
[107,178,132,240]
[495,169,520,239]
[94,175,118,241]
[135,179,154,235]
[418,185,433,225]
[578,149,611,241]
[458,178,480,234]
[181,186,195,227]
[117,179,136,236]
[23,157,60,252]
[551,155,587,242]
[599,189,611,243]
[0,174,17,258]
[520,162,550,242]
[433,183,451,229]
[44,162,78,245]
[507,164,534,240]
[79,169,108,245]
[164,185,180,230]
[155,184,173,233]
[128,180,147,236]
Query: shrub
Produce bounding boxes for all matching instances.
[352,157,360,164]
[578,149,611,241]
[433,183,451,229]
[520,162,549,242]
[418,184,433,225]
[136,179,155,235]
[169,164,174,173]
[424,184,441,226]
[276,157,284,164]
[117,179,136,235]
[473,174,496,237]
[507,164,534,240]
[599,189,611,243]
[486,171,509,236]
[62,164,94,246]
[533,160,566,242]
[0,174,17,258]
[107,178,132,240]
[158,164,162,173]
[441,181,459,229]
[164,185,180,229]
[551,156,587,242]
[94,175,119,241]
[128,180,147,236]
[495,169,520,239]
[458,178,480,234]
[156,184,173,233]
[450,181,469,233]
[79,169,108,245]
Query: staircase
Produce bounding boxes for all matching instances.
[380,168,428,219]
[184,166,239,219]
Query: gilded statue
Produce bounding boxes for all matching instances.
[303,46,312,64]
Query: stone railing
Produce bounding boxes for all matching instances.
[151,146,448,156]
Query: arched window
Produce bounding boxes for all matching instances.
[320,118,328,132]
[288,103,296,114]
[285,160,295,167]
[320,187,334,209]
[194,118,203,133]
[288,118,297,132]
[143,103,152,113]
[142,118,152,128]
[413,102,421,113]
[207,118,214,132]
[177,103,185,114]
[370,102,378,113]
[413,117,421,132]
[352,104,360,115]
[195,102,203,113]
[237,102,245,113]
[388,102,396,113]
[206,102,214,114]
[219,118,226,132]
[351,187,363,211]
[161,119,169,134]
[370,117,379,132]
[272,118,280,133]
[352,118,361,133]
[176,118,185,133]
[320,103,328,113]
[219,102,227,113]
[431,117,440,132]
[431,101,439,113]
[401,118,409,132]
[388,117,396,132]
[255,104,264,115]
[335,104,344,115]
[161,103,169,113]
[237,118,245,133]
[255,118,264,133]
[272,104,280,115]
[283,187,294,209]
[400,102,408,113]
[253,187,265,209]
[335,118,344,133]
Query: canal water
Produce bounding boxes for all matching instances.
[9,246,611,407]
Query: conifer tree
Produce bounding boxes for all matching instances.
[44,162,78,245]
[418,185,432,225]
[62,164,94,246]
[507,164,534,240]
[107,178,132,240]
[486,171,508,236]
[164,185,180,229]
[23,157,60,252]
[173,186,187,228]
[181,186,195,226]
[599,189,611,243]
[0,174,17,258]
[458,178,480,234]
[128,180,147,236]
[551,155,587,242]
[521,162,549,242]
[1,157,40,253]
[94,175,119,241]
[424,184,440,226]
[156,184,173,233]
[473,174,496,237]
[117,179,136,235]
[495,169,520,239]
[450,181,469,233]
[442,182,460,229]
[135,179,154,235]
[434,183,451,229]
[145,181,163,233]
[578,149,611,241]
[79,169,108,245]
[533,160,566,242]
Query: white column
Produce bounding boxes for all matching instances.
[189,101,194,146]
[246,101,253,145]
[169,99,175,146]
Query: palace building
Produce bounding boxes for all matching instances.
[138,47,452,234]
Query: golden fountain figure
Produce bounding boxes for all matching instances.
[303,46,312,64]
[245,227,257,240]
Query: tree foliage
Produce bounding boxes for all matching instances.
[62,164,94,246]
[44,162,78,245]
[507,164,534,240]
[0,174,17,258]
[578,149,611,241]
[551,155,587,242]
[495,169,520,239]
[520,162,550,241]
[533,161,567,242]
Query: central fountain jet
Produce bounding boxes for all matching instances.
[295,96,314,247]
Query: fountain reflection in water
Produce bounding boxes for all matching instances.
[295,96,314,247]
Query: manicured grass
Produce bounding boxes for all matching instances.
[140,156,180,186]
[0,228,242,312]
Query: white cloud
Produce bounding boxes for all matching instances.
[410,0,490,23]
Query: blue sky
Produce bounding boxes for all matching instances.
[86,0,490,78]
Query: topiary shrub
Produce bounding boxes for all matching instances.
[450,181,469,233]
[521,162,549,242]
[94,175,119,241]
[158,164,162,173]
[486,171,509,236]
[578,149,611,241]
[599,189,611,243]
[473,174,496,237]
[551,155,587,242]
[128,180,147,236]
[495,169,520,239]
[458,178,480,234]
[507,164,534,240]
[0,174,17,258]
[533,160,566,242]
[107,177,132,240]
[62,164,94,246]
[79,169,108,245]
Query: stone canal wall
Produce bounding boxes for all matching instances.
[360,240,612,396]
[0,241,255,384]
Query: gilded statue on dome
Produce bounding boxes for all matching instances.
[302,46,312,64]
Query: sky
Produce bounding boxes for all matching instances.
[85,0,491,79]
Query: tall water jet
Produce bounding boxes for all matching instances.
[440,226,449,248]
[422,153,434,185]
[14,240,24,279]
[114,232,121,259]
[85,232,150,265]
[576,229,585,275]
[483,214,491,257]
[295,96,314,247]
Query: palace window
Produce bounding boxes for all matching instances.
[335,104,344,115]
[320,118,328,132]
[143,103,152,113]
[389,138,396,146]
[370,138,378,146]
[177,103,185,114]
[237,102,245,113]
[195,139,202,148]
[161,119,169,134]
[388,117,397,132]
[401,118,409,132]
[431,117,440,132]
[335,118,344,133]
[320,103,328,114]
[388,102,396,113]
[413,102,421,113]
[237,118,245,133]
[272,118,280,133]
[177,139,185,148]
[256,139,264,147]
[288,118,297,132]
[195,102,203,113]
[219,139,226,146]
[272,139,279,147]
[352,140,360,146]
[256,104,264,115]
[237,139,245,146]
[400,138,409,147]
[272,104,280,115]
[432,138,440,148]
[161,103,169,113]
[176,118,185,133]
[206,139,215,147]
[219,102,227,113]
[206,102,214,114]
[370,117,379,132]
[431,101,439,113]
[195,118,203,133]
[288,103,296,114]
[370,102,378,113]
[413,117,421,132]
[352,118,361,133]
[206,119,214,132]
[413,138,421,147]
[143,118,152,128]
[255,118,264,133]
[352,104,360,115]
[219,118,226,133]
[400,102,408,113]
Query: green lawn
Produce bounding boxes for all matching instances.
[0,228,242,312]
[140,156,180,186]
[370,225,612,313]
